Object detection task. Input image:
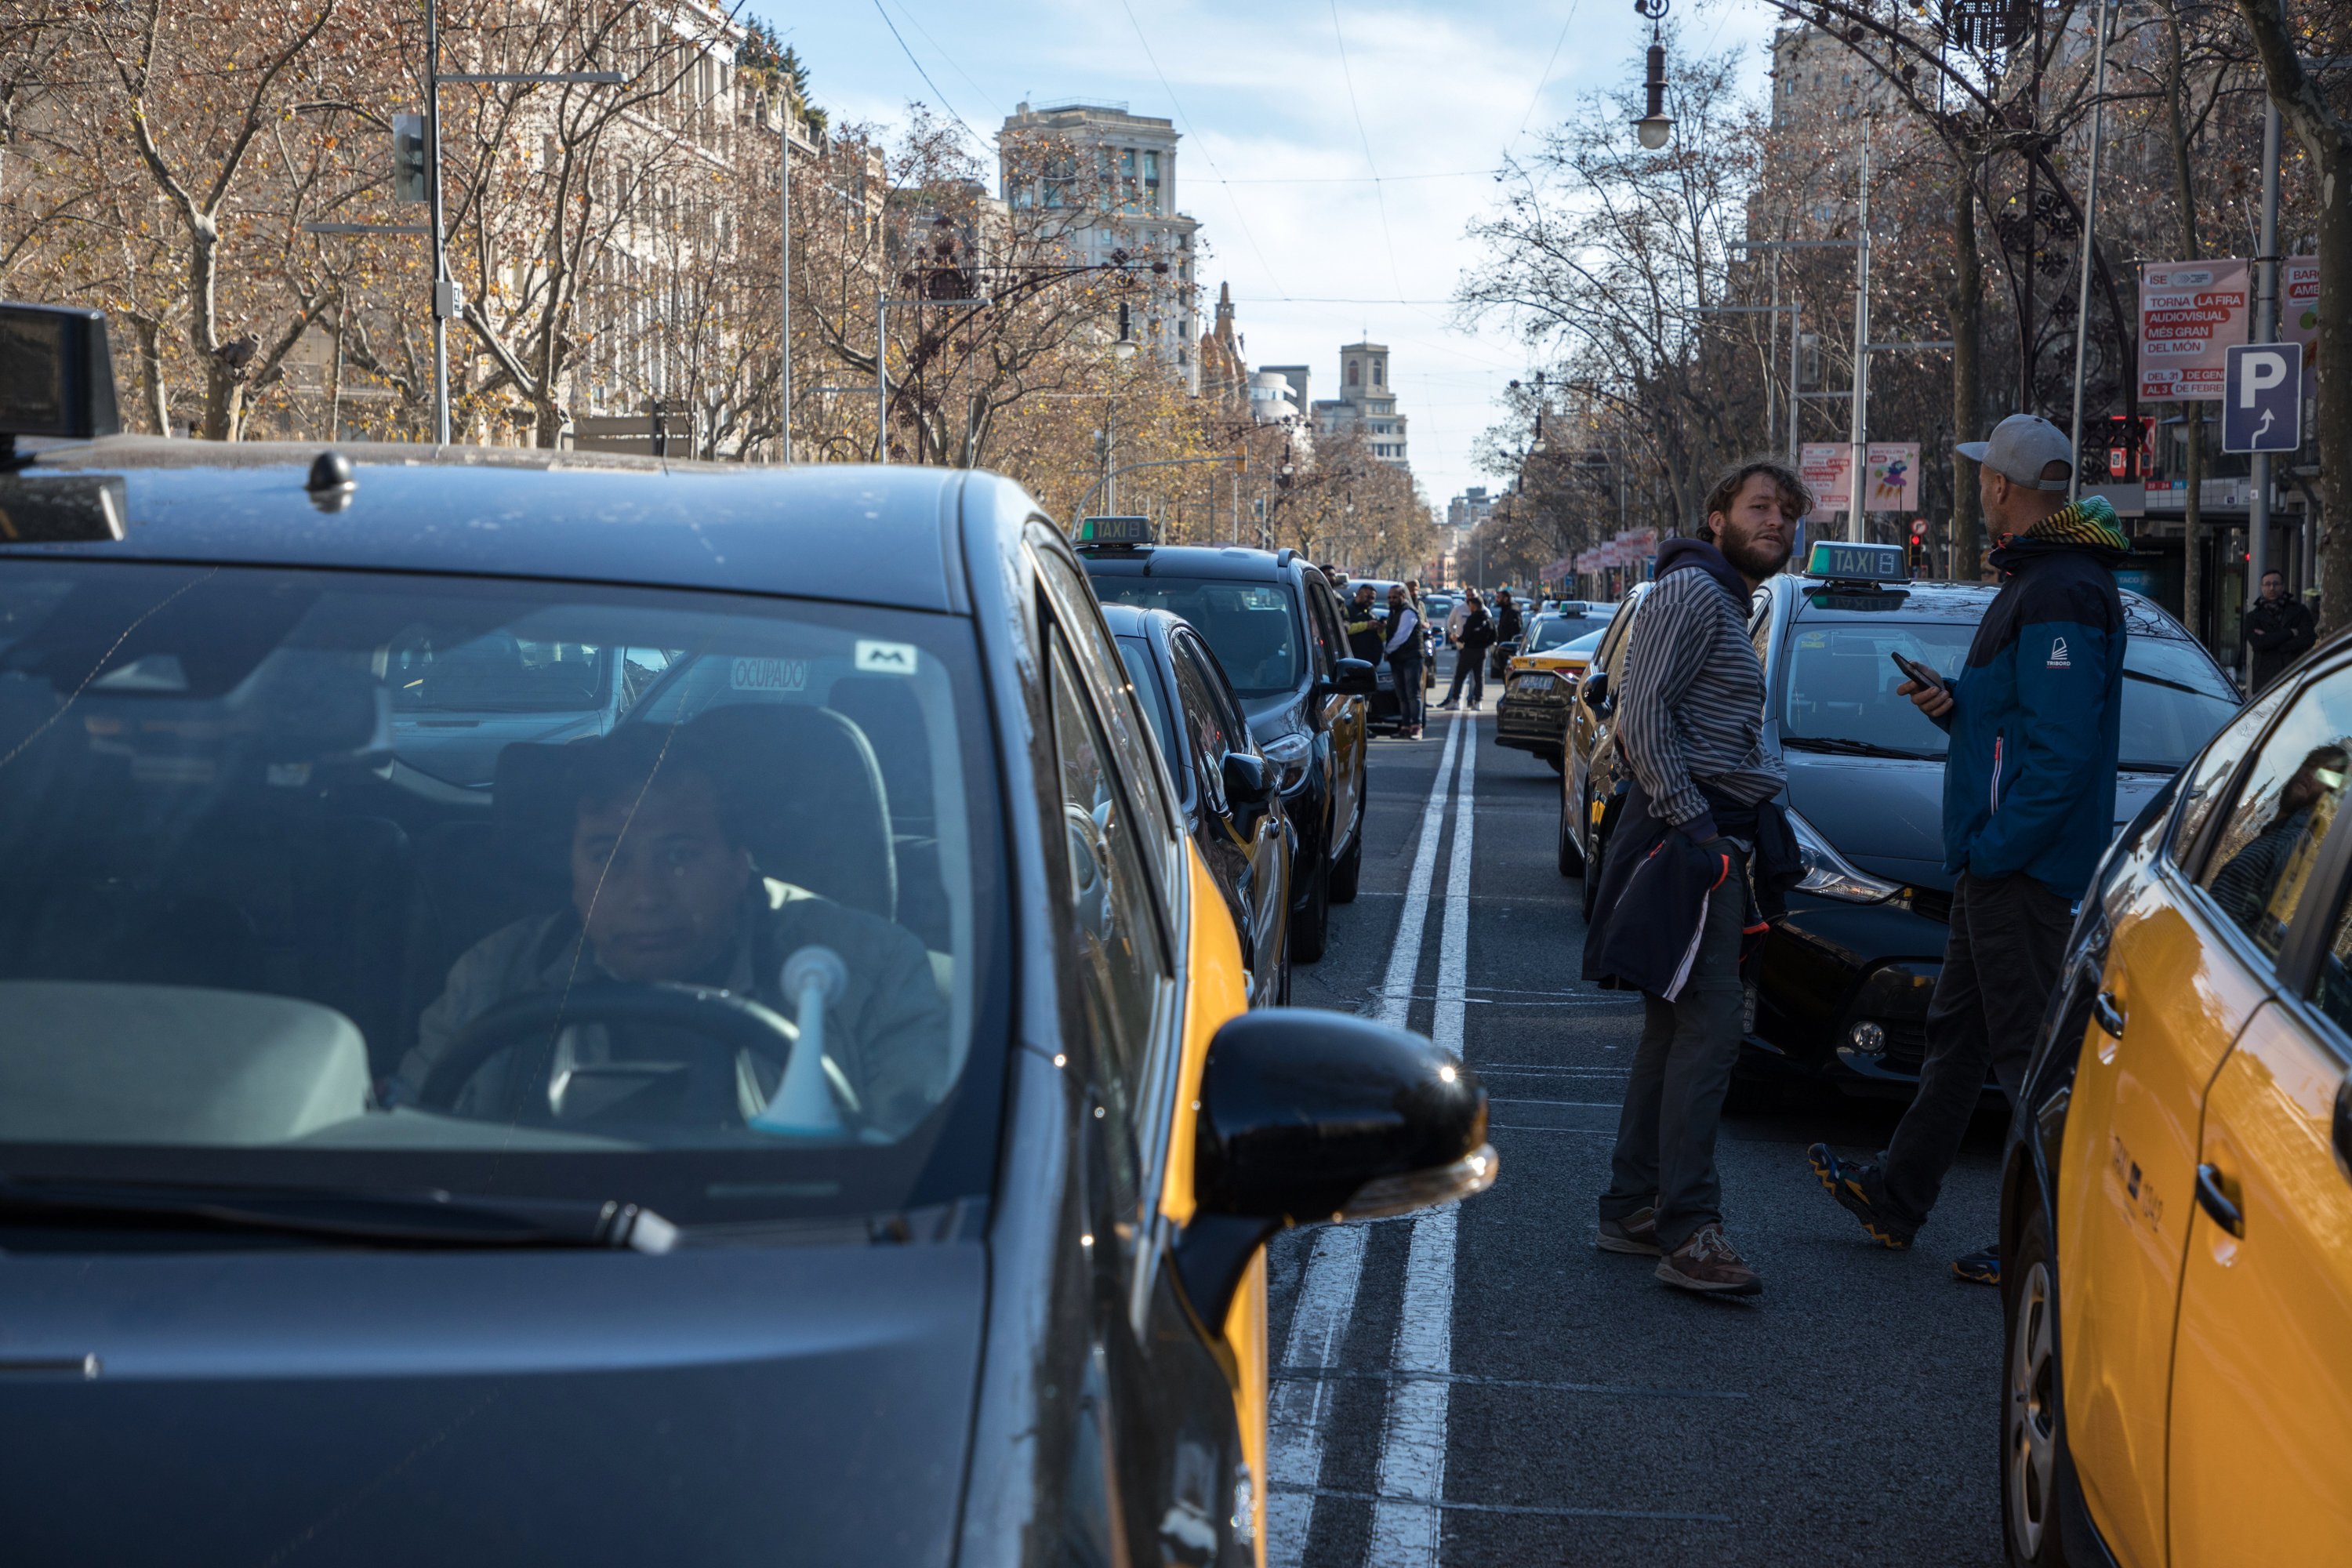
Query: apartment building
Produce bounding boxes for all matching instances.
[1311,340,1408,466]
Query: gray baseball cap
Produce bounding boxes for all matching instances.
[1957,413,2074,492]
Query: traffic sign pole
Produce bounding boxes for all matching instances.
[2246,96,2281,671]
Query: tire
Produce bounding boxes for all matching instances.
[2002,1203,2074,1568]
[1329,794,1364,904]
[1290,839,1331,964]
[1580,820,1604,924]
[1556,780,1585,877]
[1275,942,1293,1006]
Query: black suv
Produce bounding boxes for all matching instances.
[1080,537,1374,961]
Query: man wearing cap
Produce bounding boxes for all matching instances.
[1808,414,2131,1287]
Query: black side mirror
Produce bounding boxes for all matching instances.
[1581,670,1610,710]
[1330,656,1377,696]
[1171,1010,1495,1327]
[1222,750,1272,829]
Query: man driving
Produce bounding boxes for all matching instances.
[394,724,950,1135]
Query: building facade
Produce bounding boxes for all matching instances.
[1311,340,1408,466]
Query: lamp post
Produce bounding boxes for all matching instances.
[1633,0,1673,149]
[2065,0,2114,503]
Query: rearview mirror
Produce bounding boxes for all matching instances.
[1172,1009,1495,1326]
[1330,656,1377,697]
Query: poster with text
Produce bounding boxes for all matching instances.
[2140,259,2249,400]
[1801,443,1849,521]
[2285,256,2320,393]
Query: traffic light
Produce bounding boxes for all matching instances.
[2096,413,2155,481]
[392,114,430,205]
[1907,523,1927,578]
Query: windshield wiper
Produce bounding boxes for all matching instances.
[2125,669,2230,700]
[0,1178,677,1252]
[1783,735,1943,761]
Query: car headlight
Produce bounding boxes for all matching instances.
[1788,808,1902,903]
[1260,730,1313,793]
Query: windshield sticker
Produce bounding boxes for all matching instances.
[730,656,808,692]
[1798,632,1827,648]
[855,640,920,676]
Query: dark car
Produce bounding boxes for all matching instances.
[0,306,1494,1568]
[1105,603,1294,1007]
[1494,619,1606,771]
[1080,532,1373,962]
[1490,597,1612,679]
[1562,550,2238,1094]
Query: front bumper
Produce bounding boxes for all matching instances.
[1744,892,1963,1097]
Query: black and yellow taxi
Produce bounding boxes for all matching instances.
[1998,626,2352,1567]
[1493,615,1610,771]
[0,303,1494,1566]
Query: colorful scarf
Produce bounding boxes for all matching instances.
[2000,494,2129,554]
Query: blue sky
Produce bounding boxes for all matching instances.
[749,0,1778,506]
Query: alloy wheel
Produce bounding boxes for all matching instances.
[2006,1259,2057,1559]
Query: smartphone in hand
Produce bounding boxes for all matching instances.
[1889,650,1945,693]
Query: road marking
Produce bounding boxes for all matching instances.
[1265,1223,1368,1561]
[1491,1096,1623,1109]
[1272,1485,1733,1526]
[1276,1366,1748,1399]
[1270,716,1463,1566]
[1368,713,1472,1566]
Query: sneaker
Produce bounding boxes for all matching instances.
[1436,700,1459,710]
[1654,1224,1762,1296]
[1951,1245,2000,1286]
[1806,1143,1915,1250]
[1596,1207,1660,1255]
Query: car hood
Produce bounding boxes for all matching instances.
[0,1240,986,1566]
[1786,750,2175,891]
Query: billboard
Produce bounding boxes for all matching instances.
[2285,256,2320,394]
[1801,443,1850,518]
[1801,442,1918,517]
[2140,259,2250,401]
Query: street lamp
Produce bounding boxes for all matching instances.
[1633,0,1673,150]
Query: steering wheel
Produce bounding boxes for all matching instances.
[419,982,800,1126]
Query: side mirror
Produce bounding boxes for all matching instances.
[1581,670,1610,710]
[1222,750,1272,828]
[1330,656,1377,696]
[1171,1009,1496,1327]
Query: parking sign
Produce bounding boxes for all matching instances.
[2223,343,2303,453]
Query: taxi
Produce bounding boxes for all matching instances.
[2000,622,2352,1566]
[1493,615,1607,771]
[0,303,1496,1566]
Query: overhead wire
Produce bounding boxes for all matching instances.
[868,0,993,151]
[1326,0,1409,306]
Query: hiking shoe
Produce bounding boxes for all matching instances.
[1806,1143,1915,1249]
[1951,1245,2000,1286]
[1596,1207,1660,1256]
[1656,1224,1761,1296]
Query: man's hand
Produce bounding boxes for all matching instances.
[1899,678,1955,719]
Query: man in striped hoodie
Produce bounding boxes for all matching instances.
[1593,459,1807,1297]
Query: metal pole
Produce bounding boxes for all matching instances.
[1846,129,1872,542]
[1788,298,1802,463]
[2247,94,2281,675]
[875,296,887,464]
[790,118,800,463]
[2066,0,2112,502]
[426,0,450,445]
[1767,252,1780,455]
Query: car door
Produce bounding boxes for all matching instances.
[2060,669,2352,1564]
[1172,629,1283,1000]
[1301,579,1364,847]
[2164,688,2352,1564]
[1572,588,1648,861]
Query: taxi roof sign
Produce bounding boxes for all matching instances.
[1802,540,1907,584]
[1075,514,1154,548]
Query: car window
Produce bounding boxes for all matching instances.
[0,560,998,1225]
[2194,676,2352,959]
[2171,677,2297,866]
[2120,636,2244,769]
[1116,634,1180,793]
[1047,636,1161,1226]
[1170,635,1236,813]
[1304,582,1344,676]
[1031,542,1177,849]
[1085,574,1304,699]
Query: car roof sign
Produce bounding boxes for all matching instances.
[1074,514,1154,549]
[1802,540,1908,585]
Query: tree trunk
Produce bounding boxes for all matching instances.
[131,315,170,436]
[2183,408,2205,643]
[1950,178,1984,579]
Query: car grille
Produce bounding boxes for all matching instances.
[1906,887,1953,924]
[1878,1018,1930,1075]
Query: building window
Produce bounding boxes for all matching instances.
[1119,302,1131,341]
[1347,360,1360,386]
[1178,319,1189,339]
[1374,358,1384,385]
[1142,150,1160,211]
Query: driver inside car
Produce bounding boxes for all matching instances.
[391,724,952,1136]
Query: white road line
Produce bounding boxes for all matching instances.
[1269,718,1463,1566]
[1367,713,1473,1566]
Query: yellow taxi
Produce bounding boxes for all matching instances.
[2001,636,2352,1566]
[1494,617,1608,771]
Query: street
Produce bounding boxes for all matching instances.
[1270,678,2009,1567]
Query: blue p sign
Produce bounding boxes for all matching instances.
[2223,343,2303,453]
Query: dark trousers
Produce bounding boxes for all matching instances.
[1878,869,2074,1230]
[1599,841,1748,1250]
[1390,655,1425,730]
[1442,648,1485,705]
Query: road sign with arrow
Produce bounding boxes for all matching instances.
[2223,342,2303,454]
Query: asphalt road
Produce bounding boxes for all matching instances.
[1267,674,2010,1568]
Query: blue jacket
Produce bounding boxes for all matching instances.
[1940,529,2127,898]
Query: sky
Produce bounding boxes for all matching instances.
[748,0,1780,510]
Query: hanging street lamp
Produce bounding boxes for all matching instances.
[1633,0,1673,150]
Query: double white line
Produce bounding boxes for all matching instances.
[1268,713,1476,1567]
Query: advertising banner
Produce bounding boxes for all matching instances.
[1802,442,1918,515]
[1801,443,1849,519]
[2285,256,2320,393]
[2140,259,2249,400]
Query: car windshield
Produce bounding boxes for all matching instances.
[0,561,1000,1225]
[1527,619,1586,652]
[1780,619,2238,768]
[1088,577,1302,698]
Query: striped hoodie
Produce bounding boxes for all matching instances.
[1615,538,1781,833]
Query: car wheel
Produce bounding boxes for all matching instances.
[1556,781,1585,877]
[2003,1203,2073,1567]
[1275,942,1292,1006]
[1328,795,1364,904]
[1289,840,1331,964]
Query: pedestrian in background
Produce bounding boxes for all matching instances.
[1585,458,1806,1298]
[1437,589,1494,710]
[1384,584,1425,739]
[1808,413,2129,1286]
[1490,589,1524,681]
[2244,568,2315,691]
[1344,583,1384,666]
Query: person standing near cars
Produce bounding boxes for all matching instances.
[1588,459,1806,1297]
[1490,589,1524,682]
[2245,568,2315,691]
[1344,582,1385,666]
[1385,583,1426,739]
[1807,413,2131,1286]
[1438,590,1495,710]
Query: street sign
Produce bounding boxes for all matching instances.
[2222,343,2303,454]
[391,114,429,205]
